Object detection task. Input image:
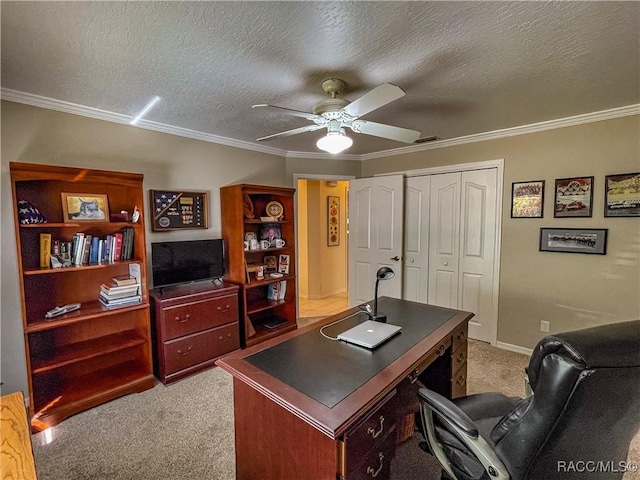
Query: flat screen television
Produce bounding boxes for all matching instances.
[151,239,225,289]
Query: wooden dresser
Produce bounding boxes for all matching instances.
[150,281,240,384]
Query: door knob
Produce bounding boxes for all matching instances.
[391,256,400,261]
[410,258,415,263]
[444,262,448,266]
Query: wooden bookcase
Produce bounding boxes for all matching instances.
[10,162,155,432]
[220,184,297,347]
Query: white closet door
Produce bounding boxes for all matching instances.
[427,173,461,309]
[348,175,404,307]
[403,176,430,303]
[459,169,498,343]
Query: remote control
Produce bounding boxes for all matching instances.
[45,303,81,319]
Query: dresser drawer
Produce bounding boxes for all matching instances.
[161,294,238,340]
[344,391,397,462]
[163,324,239,374]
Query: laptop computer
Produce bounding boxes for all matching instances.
[337,320,402,349]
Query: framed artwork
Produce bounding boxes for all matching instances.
[554,176,593,218]
[604,172,640,217]
[61,193,110,222]
[150,190,209,231]
[539,228,607,255]
[278,254,290,274]
[328,196,340,246]
[260,223,282,247]
[511,180,544,218]
[263,255,277,273]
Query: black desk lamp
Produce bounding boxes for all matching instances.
[373,267,395,322]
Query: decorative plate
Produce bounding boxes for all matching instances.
[265,201,284,219]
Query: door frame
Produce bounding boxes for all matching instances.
[378,159,503,345]
[292,173,356,316]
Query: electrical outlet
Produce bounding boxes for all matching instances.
[540,320,550,332]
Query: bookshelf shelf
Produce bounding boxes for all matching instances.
[11,162,154,432]
[221,184,298,348]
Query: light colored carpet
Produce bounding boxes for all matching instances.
[31,324,639,480]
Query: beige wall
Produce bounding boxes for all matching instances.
[363,115,640,349]
[0,101,358,396]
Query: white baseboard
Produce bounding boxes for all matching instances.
[495,341,533,357]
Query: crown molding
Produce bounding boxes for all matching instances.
[0,88,288,157]
[3,88,638,162]
[361,104,640,161]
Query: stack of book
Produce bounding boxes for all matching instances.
[99,274,141,308]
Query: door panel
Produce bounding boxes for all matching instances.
[459,169,497,343]
[348,176,403,307]
[428,173,460,307]
[403,176,430,304]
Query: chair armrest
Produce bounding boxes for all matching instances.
[417,387,479,438]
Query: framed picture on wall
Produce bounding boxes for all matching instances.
[511,180,544,218]
[327,196,340,246]
[553,176,594,218]
[539,228,607,255]
[604,172,640,217]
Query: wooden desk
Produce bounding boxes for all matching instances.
[1,392,38,480]
[217,297,472,480]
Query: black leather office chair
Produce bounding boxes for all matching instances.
[417,320,640,480]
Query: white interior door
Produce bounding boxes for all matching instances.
[459,169,498,343]
[428,173,461,308]
[403,176,430,303]
[348,175,404,307]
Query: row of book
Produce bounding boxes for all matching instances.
[267,280,287,301]
[99,266,142,308]
[41,227,135,268]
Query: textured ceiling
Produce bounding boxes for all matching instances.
[2,1,639,156]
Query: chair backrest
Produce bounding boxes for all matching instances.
[491,320,640,479]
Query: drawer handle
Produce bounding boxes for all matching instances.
[175,313,190,323]
[366,415,385,439]
[408,369,420,384]
[456,331,466,341]
[366,453,384,478]
[456,374,466,386]
[219,333,233,342]
[177,346,193,356]
[456,352,466,363]
[217,304,230,313]
[436,343,446,357]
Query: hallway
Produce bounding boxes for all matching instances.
[298,292,348,318]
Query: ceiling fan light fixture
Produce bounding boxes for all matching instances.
[316,129,353,154]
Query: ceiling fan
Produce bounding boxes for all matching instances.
[252,78,421,154]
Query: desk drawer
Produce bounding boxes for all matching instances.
[345,433,395,480]
[452,341,467,375]
[452,324,468,352]
[344,391,397,463]
[163,324,239,374]
[451,361,467,399]
[161,294,238,340]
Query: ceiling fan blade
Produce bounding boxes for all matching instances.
[350,120,421,143]
[341,83,406,118]
[257,124,324,142]
[252,104,321,121]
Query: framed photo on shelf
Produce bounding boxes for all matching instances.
[539,228,607,255]
[278,254,290,274]
[61,193,110,223]
[511,180,544,218]
[260,223,282,247]
[263,255,277,273]
[553,176,594,218]
[604,172,640,217]
[327,196,340,245]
